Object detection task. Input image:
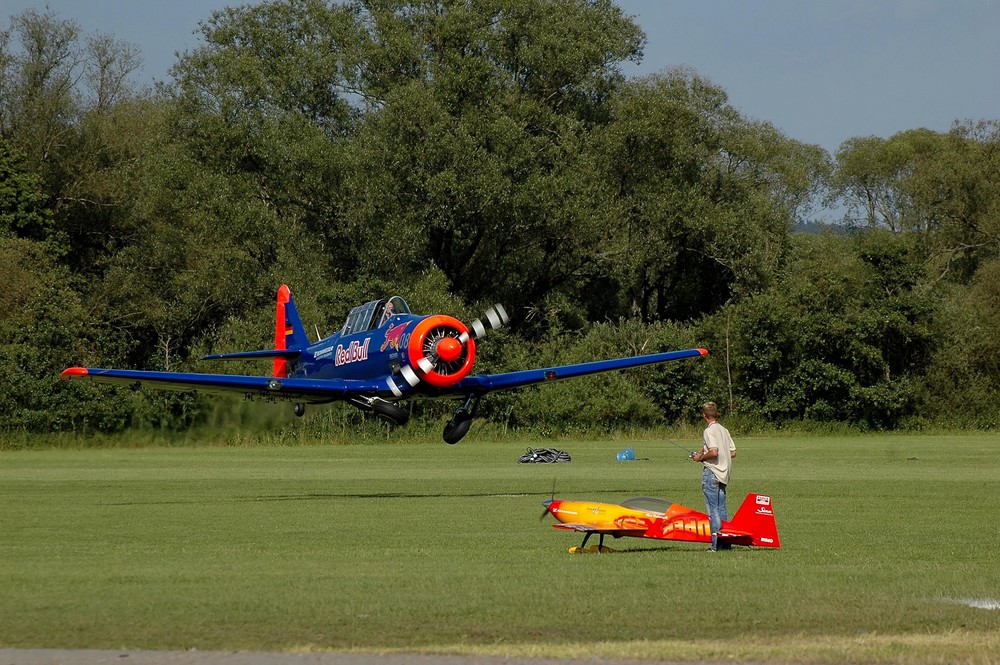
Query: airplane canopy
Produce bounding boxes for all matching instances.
[342,296,411,335]
[619,496,672,513]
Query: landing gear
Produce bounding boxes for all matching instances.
[371,399,408,426]
[293,403,306,417]
[443,411,473,444]
[443,395,479,444]
[568,531,615,554]
[348,397,410,427]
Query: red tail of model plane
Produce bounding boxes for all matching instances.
[722,493,780,548]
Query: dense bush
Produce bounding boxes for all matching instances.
[701,232,937,430]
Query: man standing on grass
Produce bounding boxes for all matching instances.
[691,402,735,551]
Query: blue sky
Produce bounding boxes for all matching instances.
[615,0,1000,154]
[5,1,998,155]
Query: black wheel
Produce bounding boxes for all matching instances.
[372,400,408,427]
[293,403,306,417]
[443,411,473,444]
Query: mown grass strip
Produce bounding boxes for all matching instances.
[1,434,998,663]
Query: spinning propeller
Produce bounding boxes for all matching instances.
[386,304,509,397]
[540,478,557,520]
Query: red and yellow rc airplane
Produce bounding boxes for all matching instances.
[542,493,780,553]
[61,285,708,444]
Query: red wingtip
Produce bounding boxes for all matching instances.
[277,284,291,304]
[61,367,89,378]
[697,348,709,356]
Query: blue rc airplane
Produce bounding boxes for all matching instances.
[62,285,708,443]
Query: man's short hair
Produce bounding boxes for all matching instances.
[702,402,719,419]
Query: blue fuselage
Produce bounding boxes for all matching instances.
[289,314,419,381]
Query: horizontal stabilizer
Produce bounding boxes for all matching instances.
[716,530,755,546]
[60,366,388,401]
[202,349,301,361]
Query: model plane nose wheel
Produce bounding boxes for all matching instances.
[293,403,306,417]
[443,395,479,444]
[443,411,473,444]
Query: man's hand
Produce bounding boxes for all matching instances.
[694,448,718,462]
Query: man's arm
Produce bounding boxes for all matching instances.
[693,447,719,462]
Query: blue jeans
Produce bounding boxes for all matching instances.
[702,467,728,550]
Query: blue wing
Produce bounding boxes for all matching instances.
[61,348,706,401]
[450,348,707,394]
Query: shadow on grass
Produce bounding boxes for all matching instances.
[103,487,663,505]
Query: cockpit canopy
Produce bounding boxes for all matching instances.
[619,497,672,514]
[341,296,411,336]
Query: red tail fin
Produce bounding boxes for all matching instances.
[273,284,308,378]
[726,493,780,548]
[274,286,290,377]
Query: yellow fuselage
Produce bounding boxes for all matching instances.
[548,499,712,543]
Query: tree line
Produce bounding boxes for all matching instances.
[2,0,999,438]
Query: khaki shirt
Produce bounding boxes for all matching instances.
[702,421,735,485]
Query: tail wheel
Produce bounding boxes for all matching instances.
[407,315,476,388]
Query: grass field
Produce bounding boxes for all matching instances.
[2,434,999,664]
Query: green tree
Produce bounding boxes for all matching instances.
[0,235,133,431]
[167,0,644,316]
[93,142,301,370]
[832,123,1000,283]
[0,8,140,178]
[916,121,1000,282]
[338,0,644,312]
[716,231,936,428]
[919,256,1000,427]
[168,0,361,278]
[596,68,828,322]
[0,138,52,241]
[1,8,143,268]
[0,8,84,170]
